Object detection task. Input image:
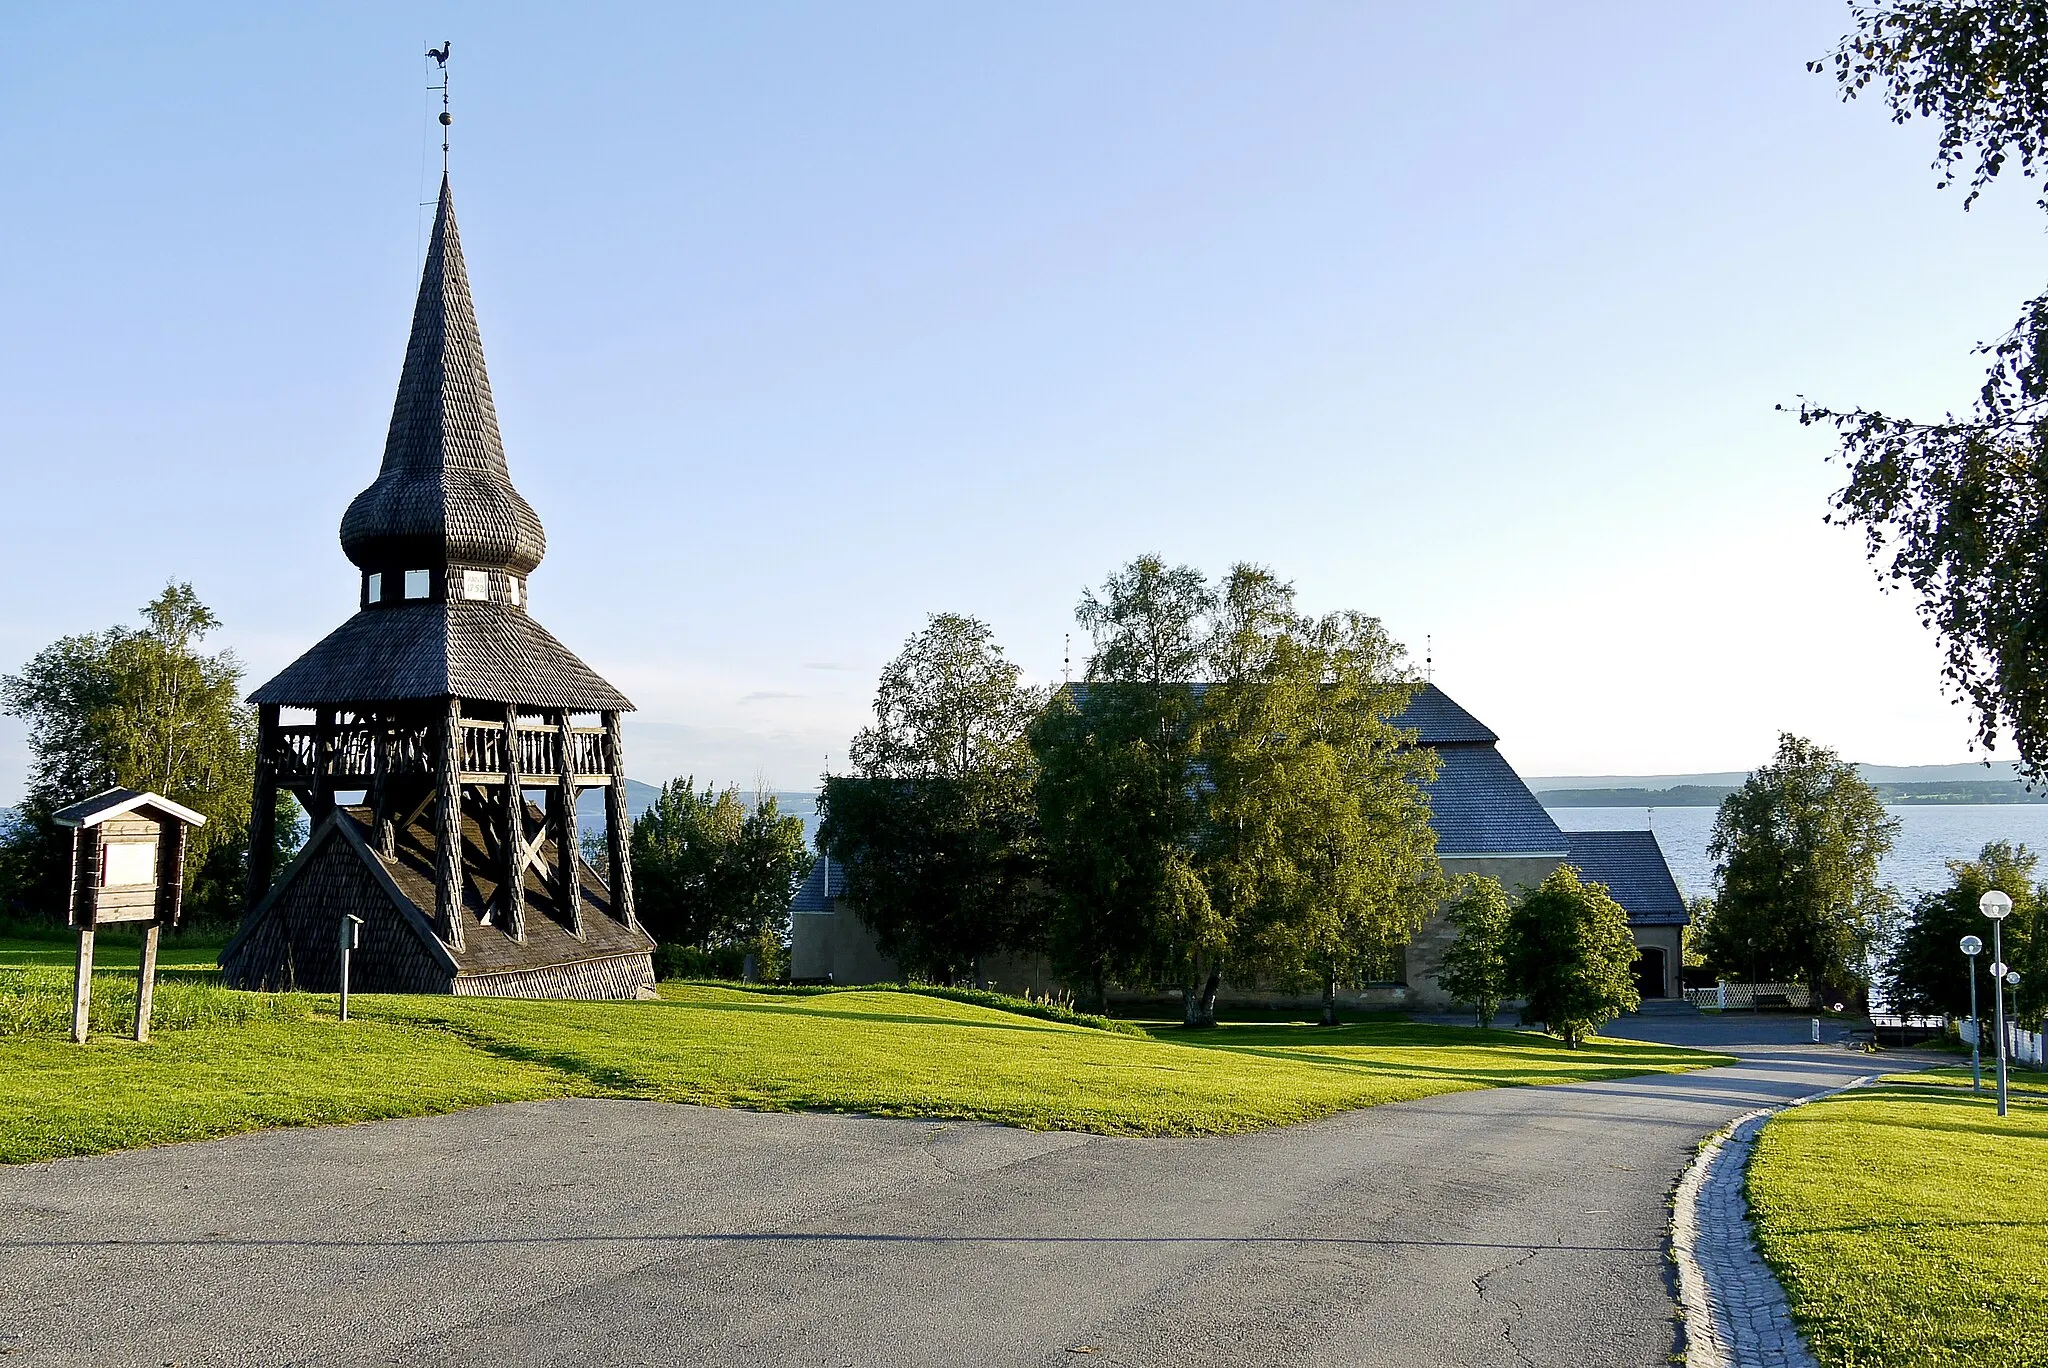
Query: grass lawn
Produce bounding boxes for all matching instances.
[0,969,1734,1164]
[0,927,228,973]
[1748,1073,2048,1368]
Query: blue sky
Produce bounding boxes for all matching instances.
[2,2,2041,800]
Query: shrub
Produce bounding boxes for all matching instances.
[1506,864,1640,1047]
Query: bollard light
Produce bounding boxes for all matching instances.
[338,913,364,1022]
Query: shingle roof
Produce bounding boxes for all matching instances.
[1563,829,1689,925]
[1425,744,1568,857]
[249,601,631,710]
[362,806,653,973]
[255,175,631,713]
[50,787,208,829]
[339,176,546,577]
[790,854,839,914]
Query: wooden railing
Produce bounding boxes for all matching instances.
[271,720,611,784]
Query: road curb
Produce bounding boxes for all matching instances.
[1671,1075,1874,1368]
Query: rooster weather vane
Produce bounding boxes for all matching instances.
[428,42,452,173]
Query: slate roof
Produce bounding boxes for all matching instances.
[1425,744,1568,857]
[1390,684,1499,744]
[1563,829,1689,926]
[340,176,546,576]
[250,600,630,710]
[1057,680,1561,859]
[790,854,840,914]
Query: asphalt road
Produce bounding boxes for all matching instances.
[0,1022,1880,1368]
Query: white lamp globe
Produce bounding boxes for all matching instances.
[1962,934,1983,956]
[1981,890,2014,920]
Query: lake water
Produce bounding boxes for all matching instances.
[1550,805,2048,902]
[683,791,2048,904]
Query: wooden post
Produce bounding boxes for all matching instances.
[555,711,582,938]
[373,722,396,858]
[310,707,336,823]
[246,703,280,909]
[134,923,159,1043]
[160,821,187,930]
[501,702,526,941]
[72,926,94,1044]
[603,710,636,927]
[436,698,465,950]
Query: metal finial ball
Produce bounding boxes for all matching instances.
[439,112,453,126]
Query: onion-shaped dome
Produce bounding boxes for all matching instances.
[341,176,546,575]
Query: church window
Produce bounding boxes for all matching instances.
[366,572,383,604]
[404,569,430,599]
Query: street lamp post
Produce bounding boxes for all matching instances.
[1962,933,1984,1094]
[1981,891,2013,1117]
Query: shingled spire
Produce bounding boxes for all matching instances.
[227,101,653,1002]
[250,173,627,714]
[341,176,546,577]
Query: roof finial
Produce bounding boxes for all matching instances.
[1063,633,1071,684]
[1425,634,1433,684]
[428,42,451,176]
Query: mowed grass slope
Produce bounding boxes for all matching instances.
[375,986,1729,1136]
[1,963,1733,1163]
[4,1019,568,1163]
[1749,1074,2048,1368]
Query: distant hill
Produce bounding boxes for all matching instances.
[1533,765,2047,808]
[1526,762,2025,791]
[578,783,821,842]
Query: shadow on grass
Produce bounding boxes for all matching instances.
[1777,1216,2048,1238]
[1783,1083,2048,1141]
[549,995,1090,1041]
[1187,1048,1716,1089]
[618,995,1105,1036]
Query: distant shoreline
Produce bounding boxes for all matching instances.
[1538,780,2048,808]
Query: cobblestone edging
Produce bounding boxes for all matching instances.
[1671,1077,1875,1368]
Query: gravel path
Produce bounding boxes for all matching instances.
[0,1032,1874,1368]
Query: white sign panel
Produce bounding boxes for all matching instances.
[101,840,157,888]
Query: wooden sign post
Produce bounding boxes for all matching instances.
[52,789,206,1044]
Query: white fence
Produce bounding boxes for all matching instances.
[1683,982,1814,1011]
[1946,1020,2041,1067]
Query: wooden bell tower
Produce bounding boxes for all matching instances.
[222,176,655,999]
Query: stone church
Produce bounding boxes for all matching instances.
[792,684,1687,1009]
